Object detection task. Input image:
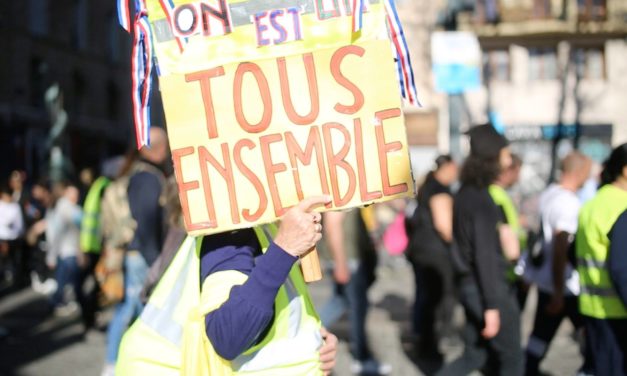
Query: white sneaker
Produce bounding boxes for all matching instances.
[53,301,78,317]
[101,363,115,376]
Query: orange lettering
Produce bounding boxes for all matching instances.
[198,144,240,225]
[322,122,356,206]
[171,146,207,231]
[185,67,225,139]
[354,118,382,201]
[260,134,289,217]
[285,127,330,202]
[233,139,268,222]
[277,54,320,125]
[331,45,365,115]
[374,108,408,196]
[233,62,272,133]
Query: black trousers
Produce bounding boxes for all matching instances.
[585,316,627,376]
[411,250,456,353]
[525,291,588,375]
[78,252,101,329]
[437,282,523,376]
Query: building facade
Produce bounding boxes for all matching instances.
[0,1,164,180]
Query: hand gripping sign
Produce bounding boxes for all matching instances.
[119,0,418,281]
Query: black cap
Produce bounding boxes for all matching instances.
[466,123,509,159]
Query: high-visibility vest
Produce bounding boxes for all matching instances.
[489,184,525,281]
[80,176,110,254]
[577,184,627,319]
[116,225,323,375]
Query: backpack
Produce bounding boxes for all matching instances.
[96,161,165,305]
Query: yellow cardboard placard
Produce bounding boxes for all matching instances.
[146,0,414,235]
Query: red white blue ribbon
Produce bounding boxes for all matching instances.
[384,0,420,107]
[117,0,132,32]
[351,0,365,32]
[131,12,154,148]
[118,0,155,148]
[158,0,187,52]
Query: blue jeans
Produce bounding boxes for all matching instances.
[51,256,81,307]
[320,261,373,361]
[106,251,148,364]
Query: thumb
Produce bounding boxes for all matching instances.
[297,195,332,212]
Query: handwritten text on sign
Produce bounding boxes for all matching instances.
[161,39,413,236]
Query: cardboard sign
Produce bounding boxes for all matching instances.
[146,0,414,236]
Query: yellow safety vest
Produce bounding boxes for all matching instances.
[116,225,323,375]
[489,184,525,281]
[577,184,627,319]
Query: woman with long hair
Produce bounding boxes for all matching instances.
[407,154,458,359]
[576,143,627,375]
[438,124,523,375]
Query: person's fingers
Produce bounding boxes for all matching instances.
[297,195,332,212]
[315,223,322,233]
[312,212,322,223]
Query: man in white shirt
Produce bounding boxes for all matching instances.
[523,152,592,375]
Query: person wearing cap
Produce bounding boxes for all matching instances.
[437,124,523,375]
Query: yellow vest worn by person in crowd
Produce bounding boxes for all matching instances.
[489,184,525,281]
[116,224,323,375]
[577,184,627,319]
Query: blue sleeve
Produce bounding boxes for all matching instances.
[609,210,627,307]
[128,171,164,265]
[201,230,297,360]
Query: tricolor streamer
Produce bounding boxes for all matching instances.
[384,0,420,107]
[117,0,132,32]
[118,0,155,148]
[158,0,187,52]
[131,13,154,148]
[351,0,365,32]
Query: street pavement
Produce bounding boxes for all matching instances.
[0,255,583,376]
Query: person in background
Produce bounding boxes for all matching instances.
[523,152,592,376]
[490,153,524,269]
[406,154,458,359]
[577,143,627,375]
[46,182,83,315]
[438,124,523,375]
[0,182,25,285]
[102,127,169,376]
[8,170,28,287]
[319,208,392,375]
[79,173,112,331]
[27,179,56,294]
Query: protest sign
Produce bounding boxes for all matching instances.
[138,0,415,236]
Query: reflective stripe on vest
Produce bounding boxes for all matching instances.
[140,236,196,346]
[576,184,627,319]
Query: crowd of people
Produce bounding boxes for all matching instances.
[404,125,627,375]
[1,123,626,376]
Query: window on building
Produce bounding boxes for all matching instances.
[475,0,500,24]
[483,50,511,81]
[532,0,551,19]
[529,48,557,81]
[575,48,605,80]
[28,0,49,36]
[30,57,47,108]
[71,71,86,115]
[578,0,607,21]
[70,0,88,50]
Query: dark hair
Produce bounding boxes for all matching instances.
[601,143,627,187]
[460,154,501,189]
[435,154,453,170]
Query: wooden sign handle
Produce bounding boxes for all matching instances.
[300,247,322,282]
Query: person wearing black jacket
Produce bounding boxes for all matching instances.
[437,124,523,375]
